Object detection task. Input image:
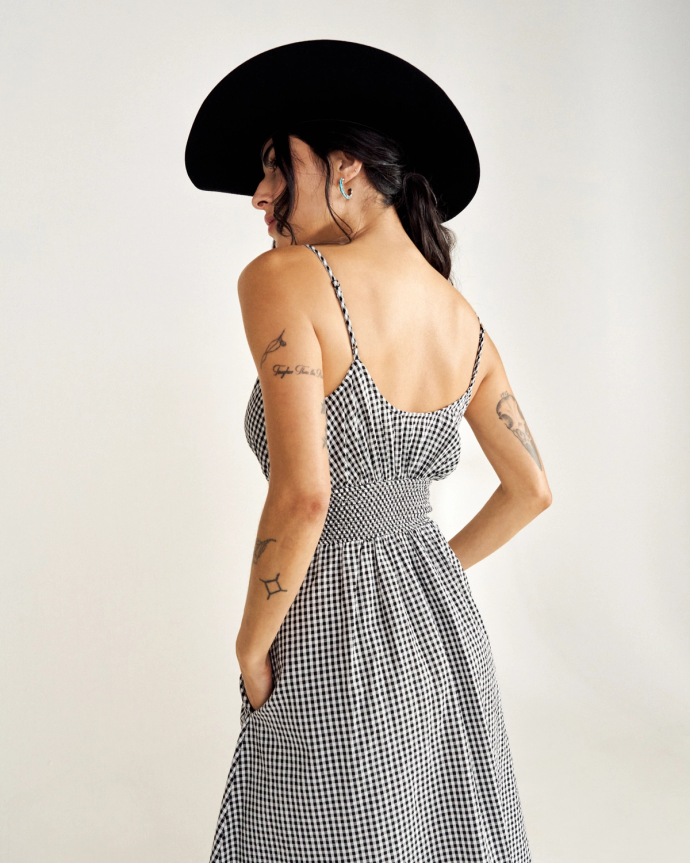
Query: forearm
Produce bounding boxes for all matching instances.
[448,484,550,570]
[236,489,328,671]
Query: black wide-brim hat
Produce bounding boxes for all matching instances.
[185,39,480,222]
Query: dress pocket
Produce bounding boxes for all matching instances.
[239,669,281,722]
[446,543,465,577]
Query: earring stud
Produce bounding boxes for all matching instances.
[339,177,353,199]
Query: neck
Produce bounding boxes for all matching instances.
[305,201,412,249]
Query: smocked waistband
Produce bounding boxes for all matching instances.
[317,477,433,545]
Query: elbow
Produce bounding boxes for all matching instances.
[269,486,331,521]
[530,484,552,513]
[300,492,331,520]
[506,481,552,515]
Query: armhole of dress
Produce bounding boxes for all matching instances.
[465,319,485,402]
[304,244,359,362]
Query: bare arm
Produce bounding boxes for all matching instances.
[448,330,552,570]
[235,249,332,708]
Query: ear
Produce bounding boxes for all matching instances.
[330,150,362,184]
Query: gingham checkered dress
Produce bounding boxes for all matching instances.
[209,245,531,862]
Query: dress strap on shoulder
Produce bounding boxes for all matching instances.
[304,244,359,361]
[465,319,485,402]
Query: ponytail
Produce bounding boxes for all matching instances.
[396,172,456,280]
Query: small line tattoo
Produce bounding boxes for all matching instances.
[253,537,276,564]
[260,572,288,599]
[496,393,543,471]
[260,329,287,366]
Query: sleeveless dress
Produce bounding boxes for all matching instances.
[209,245,532,863]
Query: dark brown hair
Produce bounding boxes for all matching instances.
[263,120,456,281]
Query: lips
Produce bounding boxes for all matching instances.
[264,214,276,229]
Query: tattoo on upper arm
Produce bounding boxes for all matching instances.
[496,392,543,470]
[253,536,276,564]
[260,330,287,366]
[260,323,328,447]
[272,363,323,379]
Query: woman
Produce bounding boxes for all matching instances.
[186,39,551,863]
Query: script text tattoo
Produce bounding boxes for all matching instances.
[272,363,323,380]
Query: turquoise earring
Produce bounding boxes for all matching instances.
[339,177,353,199]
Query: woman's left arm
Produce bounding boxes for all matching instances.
[234,249,332,710]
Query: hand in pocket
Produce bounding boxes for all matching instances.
[241,654,275,711]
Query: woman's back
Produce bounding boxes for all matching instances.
[275,233,485,415]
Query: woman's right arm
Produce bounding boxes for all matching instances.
[448,330,552,570]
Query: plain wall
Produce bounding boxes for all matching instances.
[1,1,689,860]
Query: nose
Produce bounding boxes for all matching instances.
[252,176,274,211]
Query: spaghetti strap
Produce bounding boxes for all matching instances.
[304,244,359,361]
[465,319,485,402]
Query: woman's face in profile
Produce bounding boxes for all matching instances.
[251,136,349,246]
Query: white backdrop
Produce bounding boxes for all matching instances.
[2,2,689,861]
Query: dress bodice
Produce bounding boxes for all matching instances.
[244,245,484,490]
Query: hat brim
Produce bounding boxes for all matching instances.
[185,39,479,222]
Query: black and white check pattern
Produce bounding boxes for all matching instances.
[211,245,531,862]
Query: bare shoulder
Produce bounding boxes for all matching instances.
[238,246,321,306]
[444,285,498,394]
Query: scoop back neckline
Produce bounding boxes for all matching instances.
[256,356,469,418]
[329,356,469,416]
